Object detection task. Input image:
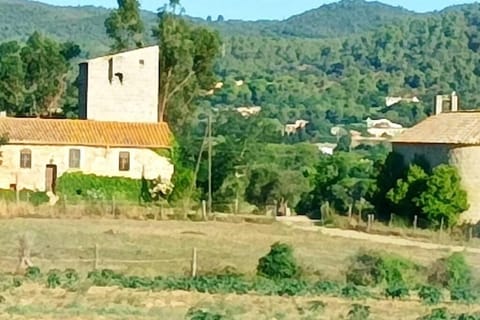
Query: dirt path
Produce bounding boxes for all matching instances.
[277,216,480,254]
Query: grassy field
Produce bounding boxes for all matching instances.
[0,217,478,319]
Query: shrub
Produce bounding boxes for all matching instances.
[385,281,409,299]
[310,280,341,296]
[56,172,149,203]
[277,279,308,296]
[341,283,366,299]
[25,266,41,280]
[257,242,299,280]
[428,252,474,301]
[47,269,61,288]
[346,250,421,287]
[418,308,451,320]
[346,251,383,286]
[450,286,478,304]
[250,277,280,296]
[186,308,224,320]
[348,304,370,320]
[418,285,443,305]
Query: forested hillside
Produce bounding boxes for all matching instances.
[0,0,426,55]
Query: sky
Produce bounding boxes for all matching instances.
[37,0,479,21]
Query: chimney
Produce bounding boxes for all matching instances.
[434,92,459,115]
[451,91,458,112]
[434,95,444,115]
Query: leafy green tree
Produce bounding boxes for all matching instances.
[154,0,221,134]
[386,164,428,223]
[104,0,144,51]
[0,41,25,115]
[416,165,469,227]
[20,32,76,116]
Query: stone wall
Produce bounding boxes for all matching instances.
[79,46,159,123]
[0,144,173,192]
[393,143,480,223]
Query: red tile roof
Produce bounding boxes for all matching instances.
[0,117,172,148]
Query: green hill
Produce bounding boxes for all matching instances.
[274,0,418,38]
[0,0,425,55]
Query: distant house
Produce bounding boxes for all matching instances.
[285,120,309,135]
[391,93,480,222]
[0,46,174,194]
[385,96,420,107]
[236,106,261,117]
[366,117,404,138]
[315,143,337,155]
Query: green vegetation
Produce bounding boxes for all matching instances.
[346,250,423,288]
[0,0,477,233]
[348,304,371,320]
[56,172,156,203]
[380,161,468,228]
[418,285,443,305]
[256,242,299,280]
[105,0,144,51]
[0,189,48,206]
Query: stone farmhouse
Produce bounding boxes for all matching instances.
[391,92,480,222]
[0,46,173,194]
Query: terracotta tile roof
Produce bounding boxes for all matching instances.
[392,111,480,145]
[0,117,172,148]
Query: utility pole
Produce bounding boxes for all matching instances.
[208,112,213,215]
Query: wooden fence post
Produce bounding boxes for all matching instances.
[413,215,418,232]
[111,196,116,217]
[234,198,239,215]
[389,213,394,228]
[201,200,207,221]
[161,204,166,220]
[94,244,99,270]
[469,225,474,242]
[191,247,197,277]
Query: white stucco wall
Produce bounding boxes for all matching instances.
[81,46,159,123]
[393,143,480,223]
[0,144,173,192]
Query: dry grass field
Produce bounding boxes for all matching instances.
[0,217,477,319]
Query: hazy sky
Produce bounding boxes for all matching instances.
[36,0,478,20]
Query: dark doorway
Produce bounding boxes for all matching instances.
[45,165,57,193]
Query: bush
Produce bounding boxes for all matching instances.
[418,285,443,305]
[257,242,299,280]
[47,269,61,288]
[418,308,451,320]
[310,280,341,296]
[450,286,478,304]
[346,251,383,286]
[428,253,474,299]
[277,279,308,296]
[25,266,41,280]
[0,189,48,206]
[186,308,224,320]
[341,283,366,299]
[385,281,409,299]
[346,250,421,287]
[57,172,150,203]
[348,304,370,320]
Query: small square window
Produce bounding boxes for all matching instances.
[119,151,130,171]
[20,149,31,168]
[69,149,81,168]
[139,59,145,65]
